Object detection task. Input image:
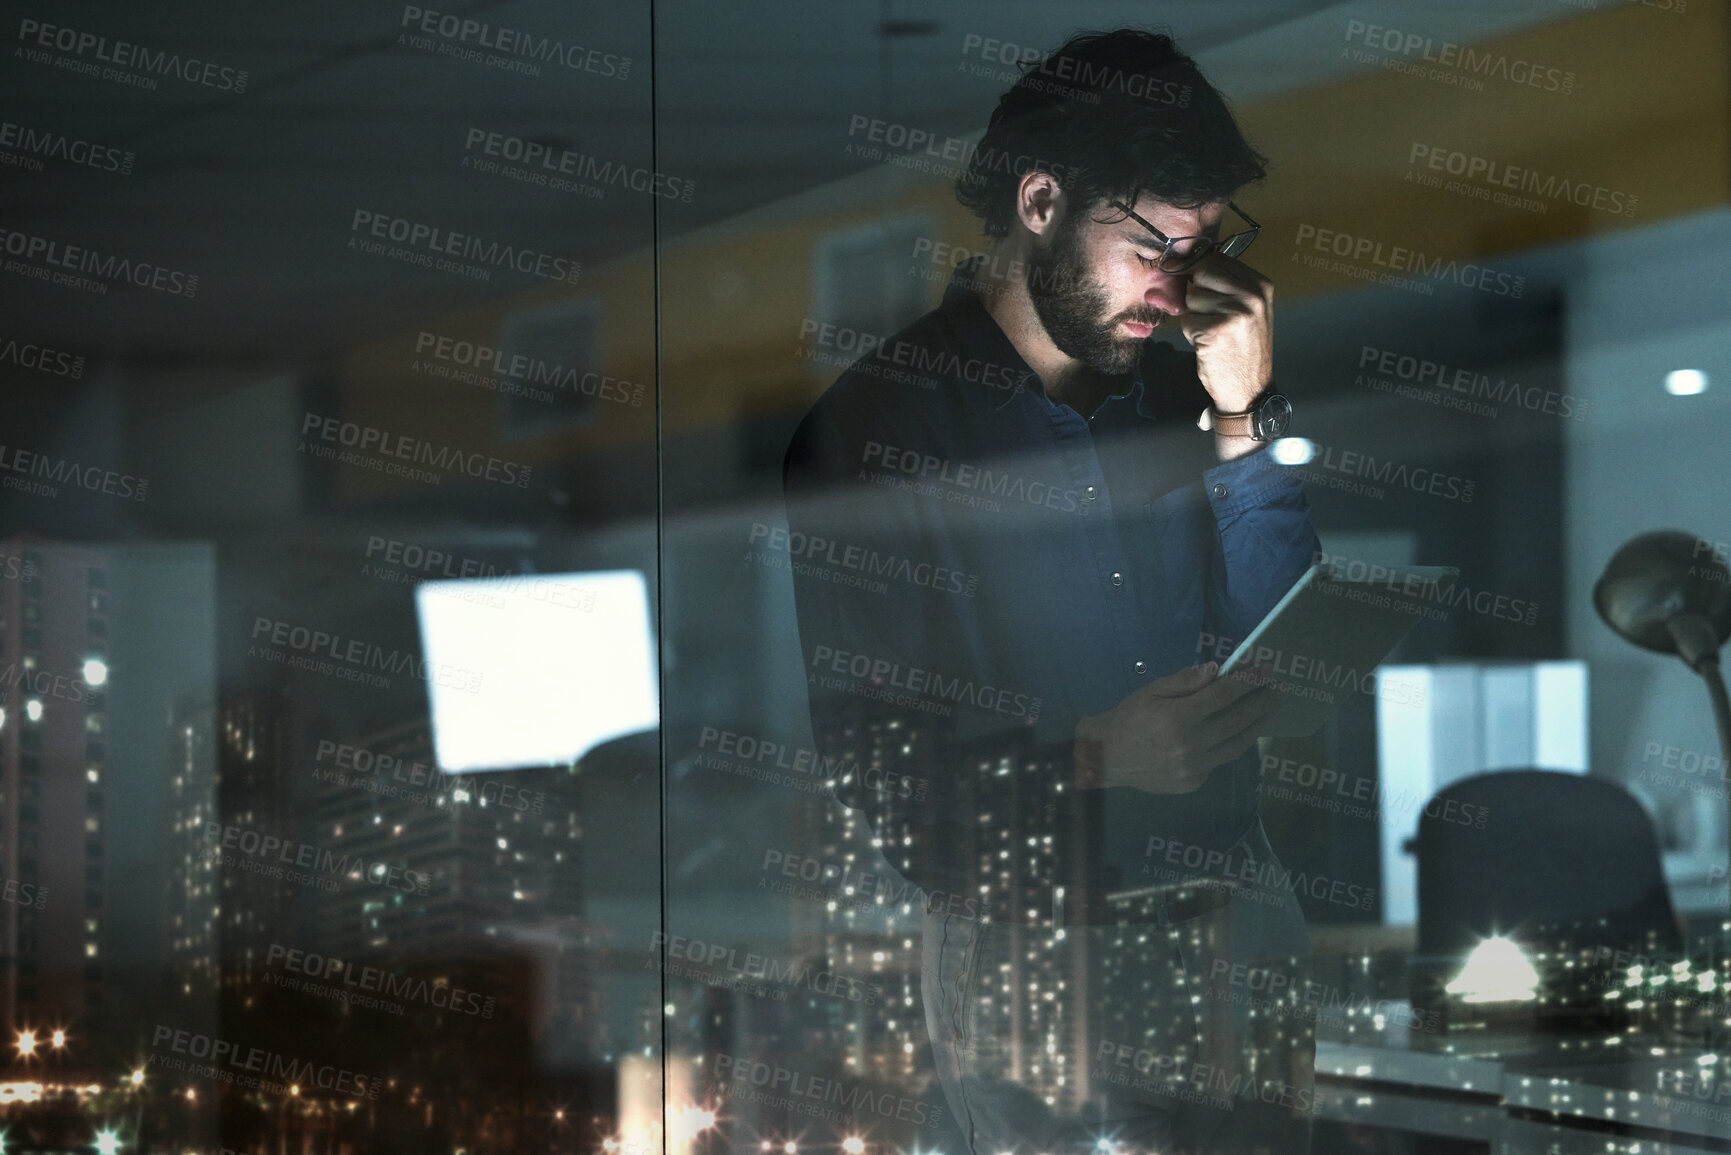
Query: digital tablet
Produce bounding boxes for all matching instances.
[1216,562,1459,736]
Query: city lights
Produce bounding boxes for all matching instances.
[82,657,109,686]
[843,1138,866,1154]
[23,700,41,723]
[94,1129,121,1155]
[668,1105,716,1141]
[13,1033,33,1058]
[50,1030,65,1048]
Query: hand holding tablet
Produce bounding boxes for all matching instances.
[1213,562,1459,736]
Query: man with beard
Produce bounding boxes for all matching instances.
[783,28,1319,1155]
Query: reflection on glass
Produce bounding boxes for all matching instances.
[7,0,1729,1149]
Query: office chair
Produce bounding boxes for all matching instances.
[1414,769,1683,964]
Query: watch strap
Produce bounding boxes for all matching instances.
[1203,388,1285,440]
[1207,408,1257,437]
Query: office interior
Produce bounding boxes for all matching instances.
[4,0,1731,1150]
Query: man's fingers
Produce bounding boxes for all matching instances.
[1140,670,1264,737]
[1186,671,1270,716]
[1192,682,1279,741]
[1162,767,1213,795]
[1177,313,1227,349]
[1190,723,1269,774]
[1181,285,1250,316]
[1187,252,1271,299]
[1182,690,1281,771]
[1146,661,1217,698]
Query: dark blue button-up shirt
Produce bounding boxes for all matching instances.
[783,263,1318,895]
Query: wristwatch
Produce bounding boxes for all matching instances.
[1204,391,1291,442]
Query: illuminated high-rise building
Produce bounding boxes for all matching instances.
[808,722,1091,1110]
[214,687,297,1002]
[0,539,111,1037]
[163,698,217,1002]
[308,717,593,1040]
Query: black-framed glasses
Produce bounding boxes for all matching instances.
[1107,200,1261,274]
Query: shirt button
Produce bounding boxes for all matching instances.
[1133,660,1148,675]
[1110,572,1124,587]
[1211,483,1228,499]
[1084,486,1098,501]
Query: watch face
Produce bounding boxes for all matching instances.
[1254,394,1291,441]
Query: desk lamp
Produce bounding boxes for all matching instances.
[1595,530,1731,872]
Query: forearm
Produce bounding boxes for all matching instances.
[1214,429,1262,462]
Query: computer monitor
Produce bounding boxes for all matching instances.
[415,569,658,773]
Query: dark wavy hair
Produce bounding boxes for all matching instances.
[955,29,1267,237]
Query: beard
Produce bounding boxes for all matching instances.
[1025,213,1165,376]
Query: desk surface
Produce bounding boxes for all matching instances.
[1318,1017,1731,1149]
[1314,1079,1730,1154]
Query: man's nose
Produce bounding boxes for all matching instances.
[1145,273,1188,314]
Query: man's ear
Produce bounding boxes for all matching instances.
[1014,171,1067,240]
